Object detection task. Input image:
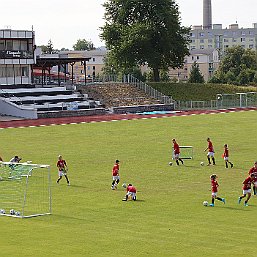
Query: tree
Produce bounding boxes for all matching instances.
[38,39,57,54]
[73,39,95,51]
[188,62,205,83]
[101,0,190,82]
[211,46,257,85]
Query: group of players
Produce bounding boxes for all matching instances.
[173,137,257,207]
[111,159,137,201]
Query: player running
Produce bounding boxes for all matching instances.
[223,144,233,168]
[238,173,255,206]
[111,160,120,190]
[56,155,70,186]
[204,137,215,166]
[122,183,137,201]
[248,161,257,195]
[209,174,225,207]
[172,138,184,166]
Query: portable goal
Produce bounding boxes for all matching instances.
[0,162,51,218]
[173,146,193,160]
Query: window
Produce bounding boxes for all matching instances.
[199,32,204,37]
[192,56,194,60]
[0,41,4,50]
[249,38,254,42]
[249,45,254,49]
[21,67,28,77]
[191,39,195,43]
[190,46,196,50]
[92,57,95,62]
[93,66,95,70]
[241,38,246,42]
[241,31,246,36]
[190,33,195,38]
[87,66,90,70]
[200,39,204,43]
[80,70,84,74]
[208,45,213,48]
[200,45,204,49]
[224,39,229,42]
[197,56,200,60]
[208,39,213,43]
[6,40,13,50]
[233,38,237,42]
[249,31,254,35]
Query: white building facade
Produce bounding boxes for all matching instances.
[0,29,35,85]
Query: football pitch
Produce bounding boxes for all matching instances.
[0,111,257,257]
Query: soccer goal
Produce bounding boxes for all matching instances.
[0,162,51,218]
[173,146,193,160]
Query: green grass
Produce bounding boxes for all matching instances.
[149,82,257,101]
[0,111,257,256]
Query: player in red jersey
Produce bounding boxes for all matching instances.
[172,139,184,165]
[238,173,255,206]
[209,174,225,207]
[122,183,137,201]
[223,144,233,168]
[204,137,215,166]
[111,160,120,190]
[248,161,257,195]
[56,155,70,185]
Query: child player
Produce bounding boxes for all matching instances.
[238,173,255,206]
[248,161,257,195]
[122,183,137,201]
[204,137,215,166]
[111,160,120,190]
[209,174,225,207]
[172,138,184,165]
[223,144,233,168]
[56,155,70,186]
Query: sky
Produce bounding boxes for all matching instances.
[1,0,257,49]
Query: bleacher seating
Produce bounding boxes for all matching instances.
[0,84,102,114]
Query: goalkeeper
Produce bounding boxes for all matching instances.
[56,155,70,186]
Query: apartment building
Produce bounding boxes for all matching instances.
[189,23,257,55]
[62,48,107,83]
[0,29,35,85]
[169,48,220,82]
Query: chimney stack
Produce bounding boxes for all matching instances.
[203,0,212,29]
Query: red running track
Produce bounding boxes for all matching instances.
[0,107,256,129]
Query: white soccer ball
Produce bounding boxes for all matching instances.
[10,209,15,215]
[200,162,204,166]
[0,209,5,214]
[169,162,173,166]
[122,183,127,188]
[203,201,208,207]
[15,211,20,216]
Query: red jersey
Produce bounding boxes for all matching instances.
[57,160,66,171]
[223,148,229,158]
[127,185,137,193]
[112,163,119,176]
[242,176,253,190]
[173,142,180,154]
[248,166,257,182]
[211,179,218,193]
[208,141,214,152]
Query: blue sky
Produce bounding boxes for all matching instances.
[0,0,256,49]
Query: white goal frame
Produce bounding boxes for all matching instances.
[0,161,51,218]
[173,146,193,160]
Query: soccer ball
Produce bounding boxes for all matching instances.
[122,183,127,188]
[200,162,204,166]
[0,209,5,214]
[169,162,173,166]
[203,201,208,207]
[15,211,20,216]
[10,209,15,215]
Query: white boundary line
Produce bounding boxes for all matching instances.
[0,109,255,130]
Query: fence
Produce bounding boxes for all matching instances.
[175,92,257,110]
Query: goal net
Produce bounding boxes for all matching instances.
[0,162,51,218]
[173,146,193,160]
